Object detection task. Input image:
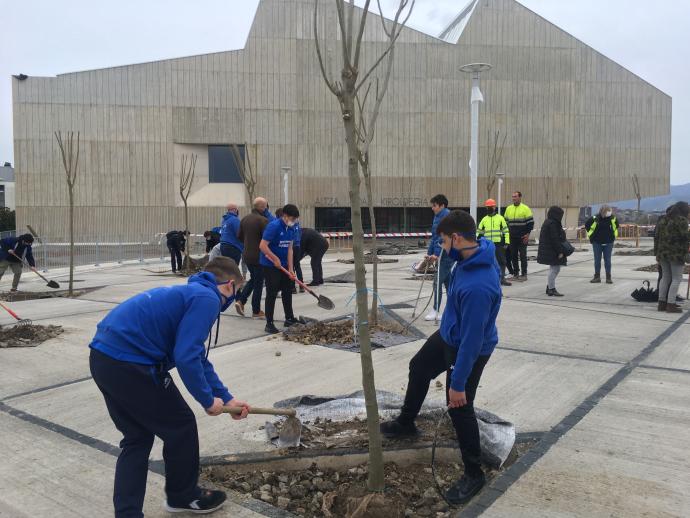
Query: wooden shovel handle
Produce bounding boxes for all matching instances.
[277,265,319,299]
[222,406,297,417]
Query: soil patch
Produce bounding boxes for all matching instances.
[282,313,421,351]
[406,274,436,281]
[337,257,399,265]
[616,249,655,256]
[636,263,690,274]
[0,286,102,302]
[203,438,535,518]
[0,324,64,348]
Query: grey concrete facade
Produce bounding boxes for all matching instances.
[12,0,671,238]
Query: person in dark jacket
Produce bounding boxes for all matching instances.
[380,210,501,505]
[219,203,244,264]
[0,233,37,292]
[537,206,567,297]
[203,228,221,254]
[299,228,330,286]
[166,230,186,273]
[292,219,304,294]
[89,257,250,517]
[235,199,269,318]
[585,205,619,284]
[656,201,690,313]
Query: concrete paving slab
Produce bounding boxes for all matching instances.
[481,367,690,518]
[642,324,690,372]
[0,412,264,517]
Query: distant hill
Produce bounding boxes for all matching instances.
[595,184,690,212]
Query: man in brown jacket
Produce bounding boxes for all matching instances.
[235,198,270,318]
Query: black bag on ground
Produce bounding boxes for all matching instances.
[631,280,658,302]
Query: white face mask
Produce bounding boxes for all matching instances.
[605,211,612,218]
[286,219,296,228]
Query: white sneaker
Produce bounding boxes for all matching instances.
[424,310,439,321]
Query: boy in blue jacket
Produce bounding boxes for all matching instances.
[219,203,244,264]
[381,210,501,504]
[425,194,453,322]
[89,257,250,517]
[0,233,37,291]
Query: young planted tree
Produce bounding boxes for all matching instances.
[54,131,80,296]
[314,0,415,491]
[485,130,506,200]
[632,173,642,246]
[230,143,257,204]
[179,153,197,271]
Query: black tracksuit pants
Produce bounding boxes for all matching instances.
[90,349,201,518]
[262,265,295,324]
[293,246,304,283]
[398,330,490,477]
[167,245,183,272]
[510,237,528,276]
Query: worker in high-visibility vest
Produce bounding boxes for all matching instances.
[584,205,619,284]
[478,199,512,286]
[504,191,534,281]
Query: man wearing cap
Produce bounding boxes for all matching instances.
[0,233,37,292]
[478,200,511,286]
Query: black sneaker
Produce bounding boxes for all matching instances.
[265,322,280,334]
[165,489,226,514]
[284,317,299,327]
[380,419,419,439]
[445,473,485,505]
[307,281,323,287]
[501,279,512,287]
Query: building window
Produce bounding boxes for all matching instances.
[208,145,244,183]
[315,207,437,233]
[0,185,5,208]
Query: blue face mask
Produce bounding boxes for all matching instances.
[218,282,236,312]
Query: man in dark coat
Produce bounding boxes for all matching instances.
[537,206,567,297]
[298,228,330,286]
[166,230,186,273]
[0,233,37,291]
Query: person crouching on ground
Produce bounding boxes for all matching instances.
[89,257,250,517]
[585,205,618,284]
[380,210,501,504]
[259,204,300,334]
[537,206,567,297]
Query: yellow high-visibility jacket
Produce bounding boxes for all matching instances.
[504,203,534,237]
[478,214,510,245]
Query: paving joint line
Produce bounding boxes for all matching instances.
[460,309,690,517]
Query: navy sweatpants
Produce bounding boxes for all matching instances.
[90,349,201,518]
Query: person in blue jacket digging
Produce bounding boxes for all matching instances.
[89,257,251,517]
[380,210,502,505]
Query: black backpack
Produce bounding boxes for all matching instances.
[631,280,658,303]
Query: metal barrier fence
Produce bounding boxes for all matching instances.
[22,234,209,272]
[0,230,16,239]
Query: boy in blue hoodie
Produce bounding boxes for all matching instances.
[219,203,244,264]
[381,210,501,504]
[425,194,453,322]
[89,257,250,517]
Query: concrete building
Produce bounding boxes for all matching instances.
[0,162,15,211]
[12,0,672,238]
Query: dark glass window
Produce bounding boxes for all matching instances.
[0,185,5,208]
[316,207,450,233]
[208,145,244,183]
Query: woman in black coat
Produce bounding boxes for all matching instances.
[537,206,567,296]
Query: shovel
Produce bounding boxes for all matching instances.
[277,265,335,310]
[222,406,302,448]
[10,251,59,289]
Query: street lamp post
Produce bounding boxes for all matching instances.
[496,171,505,214]
[460,63,492,222]
[281,166,291,205]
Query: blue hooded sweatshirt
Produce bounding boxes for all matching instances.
[220,211,244,251]
[89,272,232,409]
[427,207,450,256]
[440,239,501,392]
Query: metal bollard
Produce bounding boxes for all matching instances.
[139,237,144,263]
[118,237,123,264]
[95,240,100,266]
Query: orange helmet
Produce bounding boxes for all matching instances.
[484,199,497,207]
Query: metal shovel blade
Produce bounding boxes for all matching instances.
[317,295,335,311]
[47,280,60,289]
[277,416,302,448]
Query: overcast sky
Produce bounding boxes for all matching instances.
[2,0,689,185]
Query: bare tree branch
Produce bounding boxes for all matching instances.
[352,0,372,68]
[335,0,352,69]
[313,0,340,96]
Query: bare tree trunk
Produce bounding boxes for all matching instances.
[363,161,378,325]
[68,188,74,296]
[183,200,190,269]
[343,89,384,491]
